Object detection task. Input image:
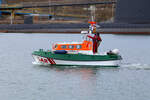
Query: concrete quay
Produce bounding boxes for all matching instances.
[0,23,150,34]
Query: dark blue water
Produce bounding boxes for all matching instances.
[0,33,150,100]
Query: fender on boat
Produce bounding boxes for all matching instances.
[54,50,67,54]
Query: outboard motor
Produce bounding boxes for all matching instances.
[107,49,119,55]
[112,49,119,55]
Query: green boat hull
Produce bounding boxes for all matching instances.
[32,49,122,67]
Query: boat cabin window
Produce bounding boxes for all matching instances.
[61,45,67,49]
[76,45,82,49]
[68,45,74,49]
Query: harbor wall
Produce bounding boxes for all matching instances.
[115,0,150,24]
[0,0,2,17]
[1,23,150,34]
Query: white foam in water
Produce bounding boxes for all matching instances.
[32,61,43,65]
[120,62,150,70]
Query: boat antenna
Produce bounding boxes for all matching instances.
[89,5,101,34]
[88,5,97,34]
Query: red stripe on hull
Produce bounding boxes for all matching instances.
[51,58,56,64]
[47,58,56,65]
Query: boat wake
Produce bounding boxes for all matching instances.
[32,61,40,65]
[32,61,46,66]
[120,63,150,70]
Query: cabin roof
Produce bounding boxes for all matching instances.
[56,42,82,45]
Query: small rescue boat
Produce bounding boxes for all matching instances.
[32,22,122,67]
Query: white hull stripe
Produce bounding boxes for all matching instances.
[54,59,120,66]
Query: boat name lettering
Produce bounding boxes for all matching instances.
[39,58,48,63]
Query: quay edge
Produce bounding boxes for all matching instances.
[1,23,150,34]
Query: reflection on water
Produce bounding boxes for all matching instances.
[0,33,150,100]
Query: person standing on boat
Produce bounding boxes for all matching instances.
[87,33,102,54]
